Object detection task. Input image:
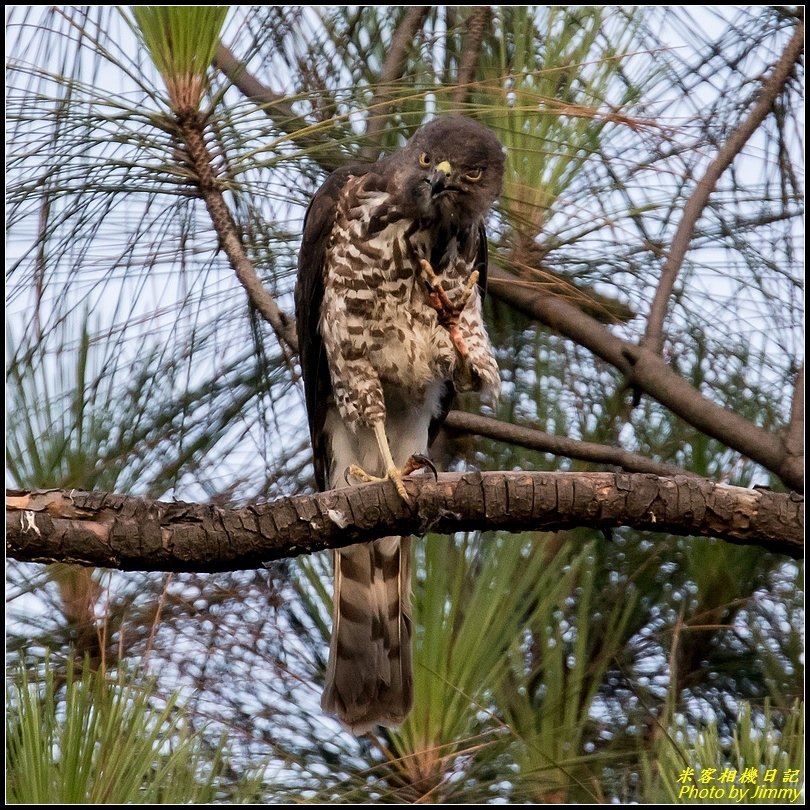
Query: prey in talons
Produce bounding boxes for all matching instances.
[419,258,479,359]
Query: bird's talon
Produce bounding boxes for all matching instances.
[420,260,478,346]
[345,464,379,485]
[388,468,411,504]
[345,462,414,504]
[419,258,438,286]
[449,324,470,359]
[402,453,438,481]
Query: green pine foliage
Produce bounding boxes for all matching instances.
[6,658,265,804]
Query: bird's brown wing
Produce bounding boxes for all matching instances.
[296,163,379,490]
[298,162,414,734]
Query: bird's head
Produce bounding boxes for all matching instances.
[391,116,505,227]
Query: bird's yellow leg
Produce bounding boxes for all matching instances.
[346,422,408,502]
[346,423,437,504]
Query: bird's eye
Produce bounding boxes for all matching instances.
[464,168,483,182]
[418,152,431,168]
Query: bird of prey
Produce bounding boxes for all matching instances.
[295,116,504,733]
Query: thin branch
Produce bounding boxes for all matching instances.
[7,475,803,571]
[507,253,636,324]
[213,44,297,116]
[487,267,802,493]
[444,410,699,478]
[450,7,491,107]
[213,44,345,172]
[176,110,299,355]
[362,8,430,157]
[643,19,805,355]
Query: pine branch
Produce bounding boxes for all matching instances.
[175,109,299,355]
[487,266,804,493]
[7,474,803,571]
[643,19,805,354]
[450,7,491,107]
[213,44,346,172]
[443,411,698,478]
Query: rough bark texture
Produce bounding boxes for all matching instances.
[7,474,803,571]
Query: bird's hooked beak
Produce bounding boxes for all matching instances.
[430,160,453,196]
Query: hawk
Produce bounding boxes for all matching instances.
[295,116,504,733]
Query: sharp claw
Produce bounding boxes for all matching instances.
[408,453,438,481]
[400,453,439,482]
[425,458,438,481]
[420,258,438,286]
[345,464,379,485]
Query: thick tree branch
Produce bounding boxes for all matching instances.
[643,19,805,355]
[487,267,803,493]
[362,8,430,158]
[444,410,698,478]
[7,475,803,571]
